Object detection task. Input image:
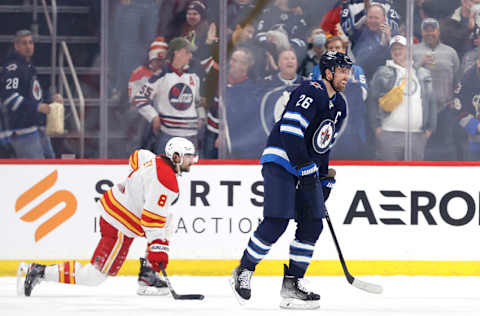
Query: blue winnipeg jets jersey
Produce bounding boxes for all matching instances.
[260,79,347,176]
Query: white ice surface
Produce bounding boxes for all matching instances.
[1,275,480,316]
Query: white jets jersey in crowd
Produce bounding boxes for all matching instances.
[134,66,202,137]
[128,65,153,104]
[98,149,179,243]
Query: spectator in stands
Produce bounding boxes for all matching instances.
[455,49,480,160]
[0,108,14,158]
[341,2,398,80]
[298,28,327,78]
[231,23,256,48]
[258,49,304,136]
[204,47,261,158]
[450,0,480,30]
[461,26,480,74]
[133,37,204,155]
[157,0,192,38]
[165,1,214,57]
[127,37,168,152]
[227,0,256,33]
[325,35,370,160]
[368,35,437,161]
[413,18,461,160]
[255,0,308,60]
[110,0,161,105]
[0,30,61,158]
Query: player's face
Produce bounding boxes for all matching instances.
[332,67,351,92]
[278,50,297,77]
[14,35,34,59]
[180,154,198,172]
[186,9,201,27]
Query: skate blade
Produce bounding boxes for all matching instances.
[16,262,29,296]
[229,277,248,306]
[280,297,320,310]
[136,285,169,296]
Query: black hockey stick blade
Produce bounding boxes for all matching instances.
[159,267,205,300]
[325,211,383,294]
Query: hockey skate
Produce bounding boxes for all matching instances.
[230,265,253,305]
[137,258,169,296]
[279,264,320,310]
[17,262,46,297]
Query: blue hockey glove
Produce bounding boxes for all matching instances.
[320,168,336,202]
[296,162,325,220]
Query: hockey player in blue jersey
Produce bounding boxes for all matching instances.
[230,51,352,310]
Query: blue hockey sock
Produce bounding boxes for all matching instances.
[240,217,289,271]
[287,239,315,278]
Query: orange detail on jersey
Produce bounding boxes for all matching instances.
[129,65,153,83]
[141,209,166,228]
[155,157,179,193]
[100,190,144,236]
[190,75,195,86]
[157,194,167,207]
[129,150,139,171]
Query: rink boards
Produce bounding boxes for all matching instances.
[1,160,480,276]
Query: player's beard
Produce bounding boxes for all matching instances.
[333,79,346,92]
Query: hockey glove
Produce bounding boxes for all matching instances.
[320,168,336,202]
[296,162,324,219]
[147,239,169,272]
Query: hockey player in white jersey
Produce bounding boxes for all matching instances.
[17,137,198,297]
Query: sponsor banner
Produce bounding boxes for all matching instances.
[2,163,480,265]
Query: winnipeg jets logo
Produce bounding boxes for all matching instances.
[32,80,42,101]
[6,64,17,71]
[168,83,193,111]
[313,119,335,154]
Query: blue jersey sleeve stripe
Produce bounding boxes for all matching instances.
[283,111,309,129]
[280,124,304,138]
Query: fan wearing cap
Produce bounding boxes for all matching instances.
[413,17,462,161]
[128,37,168,105]
[368,35,437,161]
[133,37,203,157]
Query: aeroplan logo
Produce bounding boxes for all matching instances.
[15,170,77,242]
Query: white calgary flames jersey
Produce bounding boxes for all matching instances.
[133,66,201,137]
[98,149,179,242]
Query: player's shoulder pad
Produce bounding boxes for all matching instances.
[155,156,179,193]
[6,63,18,72]
[297,80,326,96]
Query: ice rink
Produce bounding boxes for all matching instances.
[1,275,480,316]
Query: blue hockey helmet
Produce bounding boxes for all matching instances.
[318,51,353,77]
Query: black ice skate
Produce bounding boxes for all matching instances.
[23,263,46,297]
[137,258,169,296]
[280,264,320,310]
[230,265,253,304]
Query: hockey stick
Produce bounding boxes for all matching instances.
[159,267,205,300]
[324,210,383,294]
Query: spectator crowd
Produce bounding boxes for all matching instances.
[2,0,480,161]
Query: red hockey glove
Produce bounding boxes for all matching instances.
[147,239,169,272]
